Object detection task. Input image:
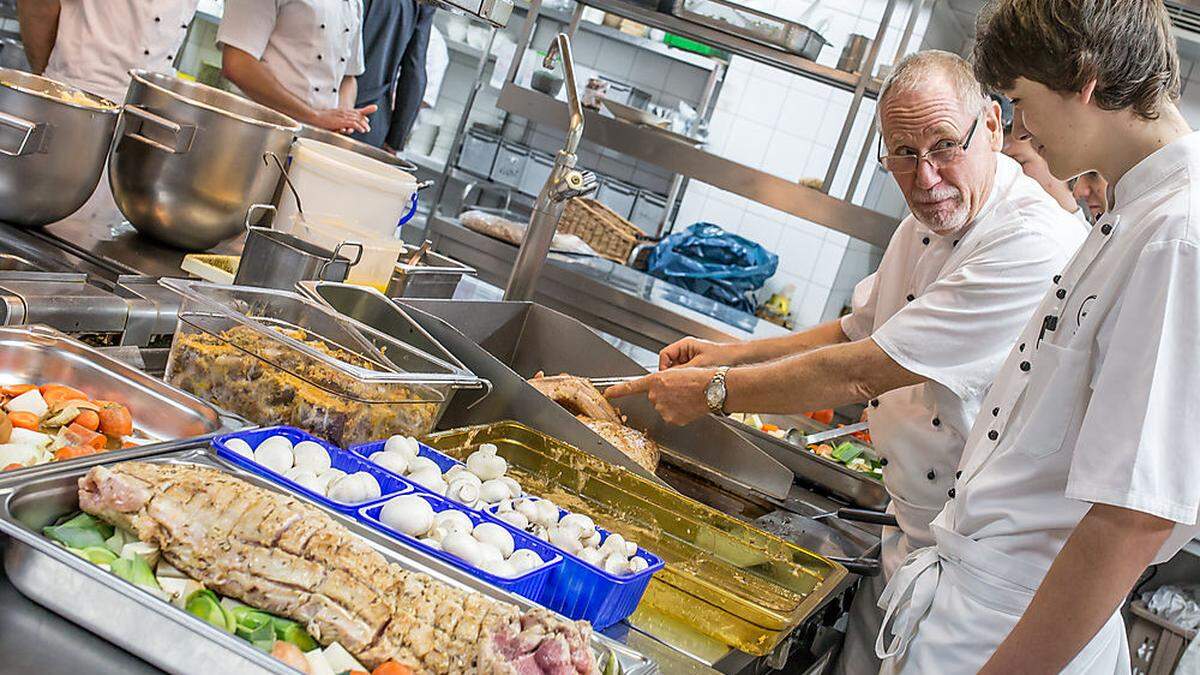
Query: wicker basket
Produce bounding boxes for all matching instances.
[558,198,644,263]
[1129,600,1197,675]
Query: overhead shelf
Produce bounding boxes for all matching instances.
[576,0,883,98]
[496,83,896,247]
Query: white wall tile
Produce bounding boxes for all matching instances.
[737,77,788,127]
[628,50,672,93]
[722,118,773,168]
[776,230,824,281]
[701,198,747,231]
[795,283,832,327]
[811,239,848,287]
[597,40,636,80]
[738,212,785,251]
[760,130,810,181]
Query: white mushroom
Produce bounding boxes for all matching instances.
[559,513,595,536]
[529,524,550,541]
[312,468,346,496]
[225,438,254,460]
[444,465,468,482]
[446,479,481,505]
[408,468,447,495]
[479,479,511,504]
[578,547,605,567]
[418,537,442,550]
[476,543,505,567]
[379,494,434,537]
[291,470,324,494]
[371,451,410,476]
[441,532,483,567]
[507,549,544,573]
[495,510,529,531]
[254,437,294,474]
[498,476,522,498]
[548,526,583,555]
[292,441,331,474]
[472,522,515,558]
[481,559,517,578]
[583,530,602,550]
[515,499,541,525]
[465,444,506,481]
[533,499,560,528]
[353,472,381,500]
[629,556,650,573]
[432,510,473,538]
[603,552,631,575]
[406,456,442,477]
[383,434,420,460]
[598,533,628,558]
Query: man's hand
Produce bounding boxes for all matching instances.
[659,337,736,370]
[606,367,717,426]
[310,105,377,134]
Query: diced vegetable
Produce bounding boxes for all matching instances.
[323,642,367,673]
[44,523,107,549]
[235,609,277,652]
[105,528,136,555]
[185,589,236,633]
[73,409,100,431]
[0,412,12,444]
[42,405,82,429]
[304,649,337,675]
[0,443,41,468]
[10,427,53,447]
[1,384,35,397]
[39,384,88,409]
[271,641,311,673]
[269,615,318,651]
[54,445,99,461]
[6,389,47,416]
[831,442,864,463]
[111,554,161,590]
[120,541,160,568]
[158,576,204,607]
[603,648,622,675]
[96,401,134,437]
[71,545,119,565]
[64,423,106,450]
[59,511,114,535]
[2,463,21,471]
[372,662,413,675]
[7,411,38,430]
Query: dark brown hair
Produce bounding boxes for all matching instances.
[973,0,1180,120]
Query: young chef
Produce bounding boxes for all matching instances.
[353,0,436,150]
[607,50,1087,675]
[17,0,199,102]
[873,1,1200,672]
[218,0,376,134]
[997,95,1091,225]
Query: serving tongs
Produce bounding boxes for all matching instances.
[587,373,654,388]
[785,420,870,447]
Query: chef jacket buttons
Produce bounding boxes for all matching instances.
[340,57,346,62]
[880,457,889,466]
[948,488,956,498]
[1056,289,1066,299]
[1020,361,1031,372]
[1101,223,1113,235]
[906,294,915,302]
[317,54,323,60]
[143,49,150,56]
[955,470,962,479]
[931,417,940,427]
[992,407,999,417]
[870,399,879,407]
[926,470,936,480]
[1053,274,1061,284]
[320,23,326,29]
[922,237,930,245]
[154,16,161,22]
[988,430,999,441]
[952,239,960,246]
[1019,342,1025,352]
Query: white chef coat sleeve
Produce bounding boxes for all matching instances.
[216,0,277,60]
[870,227,1069,400]
[839,272,878,342]
[1066,239,1200,524]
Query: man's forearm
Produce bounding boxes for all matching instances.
[17,0,60,74]
[734,319,850,365]
[222,47,315,124]
[338,76,357,109]
[724,337,923,414]
[980,504,1174,674]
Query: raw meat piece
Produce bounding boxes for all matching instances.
[527,375,622,424]
[79,461,596,674]
[575,417,660,473]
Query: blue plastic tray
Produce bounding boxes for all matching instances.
[350,438,462,478]
[359,492,561,601]
[489,499,664,630]
[213,426,412,513]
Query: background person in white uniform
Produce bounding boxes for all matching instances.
[873,2,1198,673]
[607,50,1086,675]
[219,0,375,134]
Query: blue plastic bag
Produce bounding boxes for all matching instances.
[646,223,778,313]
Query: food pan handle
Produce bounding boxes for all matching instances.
[836,507,898,527]
[120,104,196,153]
[245,203,277,229]
[0,110,47,156]
[320,241,364,280]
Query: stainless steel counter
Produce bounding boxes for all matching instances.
[429,214,789,352]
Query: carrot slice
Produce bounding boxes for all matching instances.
[2,463,22,471]
[42,386,90,409]
[373,663,414,675]
[97,402,133,437]
[65,423,105,450]
[54,445,98,461]
[1,384,35,397]
[74,409,100,431]
[8,411,38,430]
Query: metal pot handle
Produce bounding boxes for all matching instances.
[121,104,195,153]
[262,151,303,217]
[0,110,47,156]
[245,203,277,230]
[328,240,364,270]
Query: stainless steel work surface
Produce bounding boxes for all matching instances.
[396,297,795,501]
[428,214,787,351]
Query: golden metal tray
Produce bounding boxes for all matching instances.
[425,421,847,656]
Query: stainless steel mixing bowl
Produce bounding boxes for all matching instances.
[0,69,118,227]
[108,70,301,251]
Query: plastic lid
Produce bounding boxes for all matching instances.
[292,138,419,196]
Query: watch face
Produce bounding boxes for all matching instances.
[706,376,725,410]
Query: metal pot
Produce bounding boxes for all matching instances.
[295,125,418,172]
[0,69,118,227]
[108,70,301,251]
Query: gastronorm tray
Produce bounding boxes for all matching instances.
[723,413,889,510]
[671,0,828,59]
[360,493,562,602]
[388,245,477,299]
[0,324,243,482]
[353,438,663,629]
[212,426,414,513]
[426,422,847,656]
[0,444,658,675]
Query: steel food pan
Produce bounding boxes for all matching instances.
[724,413,889,510]
[388,246,477,299]
[425,421,848,656]
[0,445,658,675]
[672,0,828,59]
[0,324,242,481]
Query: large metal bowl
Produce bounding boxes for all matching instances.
[108,71,301,251]
[296,124,418,172]
[0,69,118,227]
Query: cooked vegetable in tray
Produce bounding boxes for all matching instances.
[0,382,142,471]
[731,413,883,480]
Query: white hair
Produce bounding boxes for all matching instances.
[877,50,990,133]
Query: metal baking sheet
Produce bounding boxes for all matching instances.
[723,413,888,510]
[0,445,657,675]
[0,324,242,481]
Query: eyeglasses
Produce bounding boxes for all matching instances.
[878,116,981,174]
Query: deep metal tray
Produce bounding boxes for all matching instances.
[724,413,889,511]
[0,446,657,675]
[0,324,242,482]
[389,246,477,299]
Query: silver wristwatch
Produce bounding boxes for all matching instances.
[705,366,731,416]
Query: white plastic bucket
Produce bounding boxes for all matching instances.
[276,138,419,239]
[288,214,406,293]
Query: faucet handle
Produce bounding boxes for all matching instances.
[556,169,598,201]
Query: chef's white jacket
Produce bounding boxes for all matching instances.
[218,0,365,110]
[877,132,1200,674]
[840,153,1087,572]
[42,0,200,102]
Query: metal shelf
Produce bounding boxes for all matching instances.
[445,39,498,62]
[496,82,896,247]
[577,0,883,98]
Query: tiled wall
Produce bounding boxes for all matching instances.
[673,0,931,328]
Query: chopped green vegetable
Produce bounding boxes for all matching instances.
[56,511,114,538]
[234,608,276,652]
[105,528,136,555]
[272,616,318,652]
[44,524,108,549]
[831,442,864,463]
[184,589,235,633]
[70,545,119,565]
[603,648,622,675]
[110,554,161,590]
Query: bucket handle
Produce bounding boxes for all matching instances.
[121,105,195,153]
[320,241,365,280]
[0,110,47,157]
[398,193,420,227]
[263,151,303,217]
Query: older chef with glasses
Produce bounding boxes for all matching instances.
[606,49,1087,675]
[219,0,377,134]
